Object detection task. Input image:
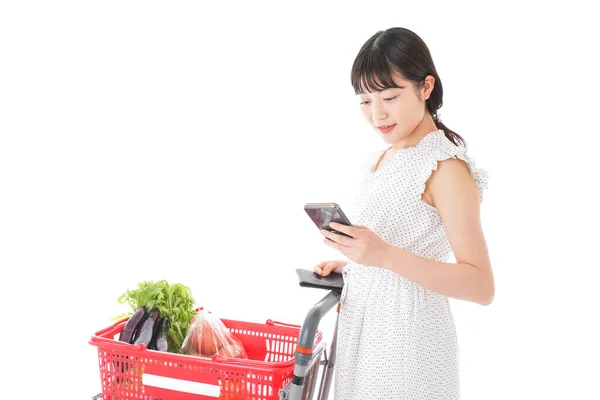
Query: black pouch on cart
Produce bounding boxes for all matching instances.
[296,268,344,292]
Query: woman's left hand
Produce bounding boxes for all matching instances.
[321,222,391,267]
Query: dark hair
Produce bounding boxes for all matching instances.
[350,27,465,147]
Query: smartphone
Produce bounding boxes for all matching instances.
[304,202,353,238]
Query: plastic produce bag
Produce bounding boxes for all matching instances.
[182,309,248,359]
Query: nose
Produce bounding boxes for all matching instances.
[371,102,387,123]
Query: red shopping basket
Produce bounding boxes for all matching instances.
[89,315,323,400]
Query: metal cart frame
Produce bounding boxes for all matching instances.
[279,289,341,400]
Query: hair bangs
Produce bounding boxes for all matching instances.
[351,48,401,95]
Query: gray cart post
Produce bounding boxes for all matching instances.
[279,289,341,400]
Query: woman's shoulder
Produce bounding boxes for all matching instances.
[423,130,489,202]
[421,129,467,157]
[418,130,486,170]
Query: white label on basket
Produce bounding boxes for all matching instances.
[142,374,220,397]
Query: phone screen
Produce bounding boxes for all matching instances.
[304,204,353,238]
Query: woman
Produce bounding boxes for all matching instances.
[314,27,494,399]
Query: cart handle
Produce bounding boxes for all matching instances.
[265,319,301,329]
[89,335,148,351]
[94,317,128,337]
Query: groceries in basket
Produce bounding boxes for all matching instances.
[118,306,170,351]
[116,280,196,354]
[182,308,248,359]
[90,315,323,400]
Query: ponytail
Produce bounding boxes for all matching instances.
[432,113,466,147]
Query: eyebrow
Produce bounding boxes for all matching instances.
[358,86,406,96]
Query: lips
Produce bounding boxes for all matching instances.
[377,124,396,134]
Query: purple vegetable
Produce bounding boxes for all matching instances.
[132,308,160,346]
[118,306,146,343]
[149,316,170,352]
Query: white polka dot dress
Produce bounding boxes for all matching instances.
[335,129,488,400]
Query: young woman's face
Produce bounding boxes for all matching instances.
[357,71,432,145]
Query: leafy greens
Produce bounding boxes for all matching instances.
[117,280,196,354]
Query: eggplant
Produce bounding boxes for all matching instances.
[118,306,147,343]
[129,311,148,344]
[114,306,147,375]
[149,316,170,352]
[132,308,160,346]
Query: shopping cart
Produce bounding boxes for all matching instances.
[89,269,343,400]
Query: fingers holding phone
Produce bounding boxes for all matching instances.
[315,260,347,276]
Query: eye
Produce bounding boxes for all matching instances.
[360,100,370,106]
[384,96,398,102]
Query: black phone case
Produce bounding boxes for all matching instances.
[296,268,344,292]
[304,203,354,238]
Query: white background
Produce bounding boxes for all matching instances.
[1,1,599,399]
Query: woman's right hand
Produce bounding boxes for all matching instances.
[314,260,348,276]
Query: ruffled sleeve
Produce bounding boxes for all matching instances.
[419,135,489,203]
